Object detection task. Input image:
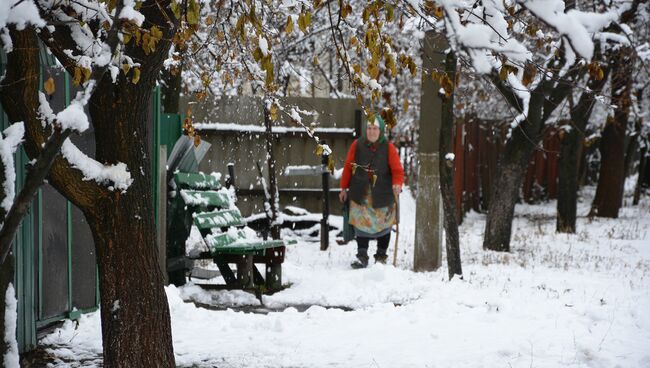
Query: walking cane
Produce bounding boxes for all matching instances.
[392,192,400,266]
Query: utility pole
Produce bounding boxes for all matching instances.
[414,30,445,272]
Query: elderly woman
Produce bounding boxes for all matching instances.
[339,114,404,268]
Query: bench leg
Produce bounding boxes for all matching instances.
[215,259,237,286]
[265,263,282,291]
[253,266,265,286]
[237,255,254,289]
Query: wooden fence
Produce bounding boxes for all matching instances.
[395,117,564,222]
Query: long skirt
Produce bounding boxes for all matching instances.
[349,192,396,238]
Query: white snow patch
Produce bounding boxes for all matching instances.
[3,283,19,368]
[0,123,24,215]
[61,139,133,191]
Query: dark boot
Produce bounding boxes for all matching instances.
[352,239,370,269]
[351,252,369,269]
[375,233,390,264]
[374,254,388,264]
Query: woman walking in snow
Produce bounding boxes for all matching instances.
[339,113,404,268]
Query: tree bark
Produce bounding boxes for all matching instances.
[439,51,462,280]
[483,137,536,251]
[633,145,647,205]
[557,65,611,233]
[591,47,633,218]
[483,75,553,252]
[556,125,582,233]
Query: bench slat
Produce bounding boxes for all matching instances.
[205,231,296,255]
[180,190,230,208]
[193,209,244,229]
[175,172,221,190]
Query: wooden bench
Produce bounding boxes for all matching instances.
[167,172,294,292]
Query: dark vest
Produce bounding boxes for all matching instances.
[349,140,394,208]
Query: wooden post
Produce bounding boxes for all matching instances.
[320,142,330,251]
[414,30,444,272]
[158,145,168,284]
[227,163,237,193]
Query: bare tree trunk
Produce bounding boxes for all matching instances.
[482,51,578,251]
[439,51,462,280]
[263,101,280,240]
[483,142,533,251]
[86,45,176,367]
[633,146,647,205]
[591,47,633,218]
[557,65,611,233]
[556,125,582,233]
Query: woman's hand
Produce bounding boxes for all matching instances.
[339,189,348,203]
[392,184,402,199]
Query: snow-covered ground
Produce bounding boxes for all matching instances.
[42,187,650,368]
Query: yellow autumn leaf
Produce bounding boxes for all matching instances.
[315,144,324,156]
[269,103,279,121]
[186,0,200,25]
[121,63,131,75]
[72,67,83,86]
[298,13,307,33]
[171,1,181,19]
[150,26,162,41]
[285,15,294,34]
[132,67,141,84]
[403,98,409,112]
[386,4,394,22]
[327,156,335,173]
[82,68,91,82]
[44,77,56,96]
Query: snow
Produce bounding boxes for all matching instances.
[0,123,24,216]
[0,0,45,46]
[259,36,269,56]
[521,0,616,60]
[3,283,19,368]
[55,101,90,133]
[193,122,354,134]
[119,0,145,26]
[61,140,133,191]
[40,187,650,367]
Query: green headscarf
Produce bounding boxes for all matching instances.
[361,114,387,145]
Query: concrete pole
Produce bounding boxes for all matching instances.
[414,31,445,272]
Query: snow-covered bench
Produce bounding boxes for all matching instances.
[168,172,293,292]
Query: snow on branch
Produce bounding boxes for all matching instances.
[517,0,617,60]
[61,140,133,192]
[0,0,45,51]
[0,123,24,215]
